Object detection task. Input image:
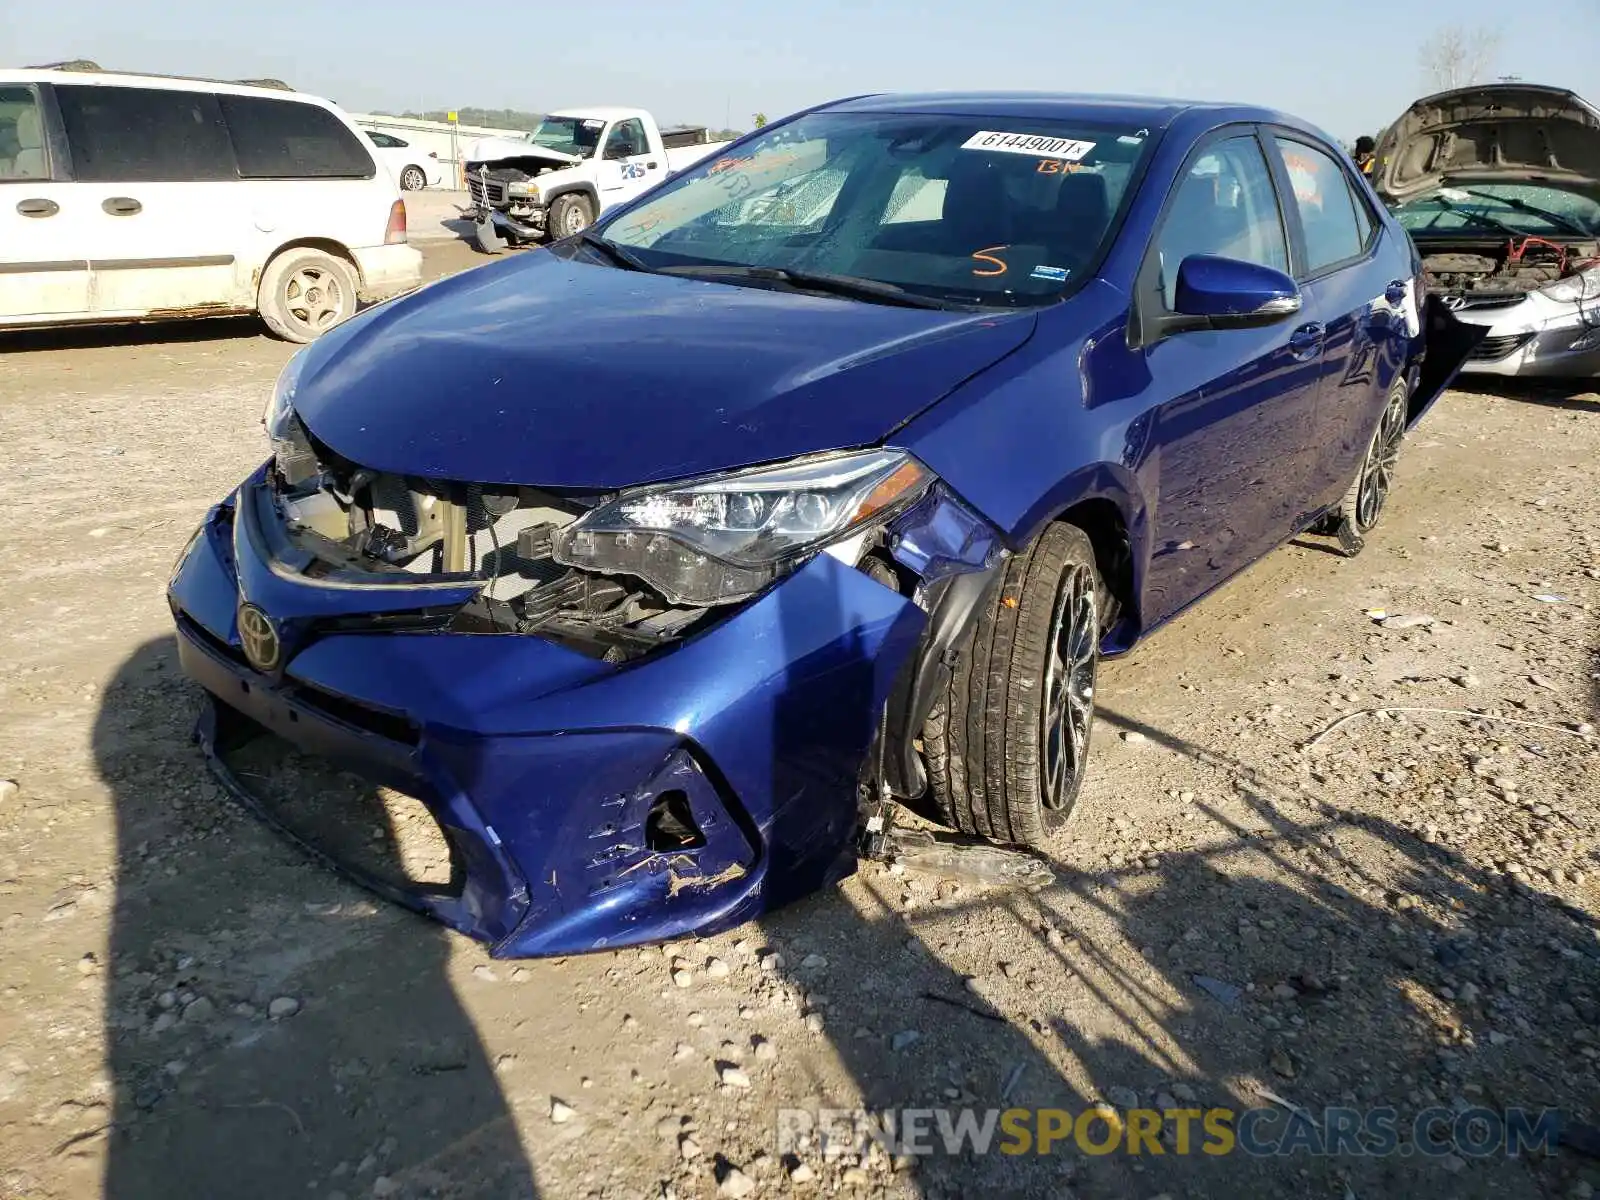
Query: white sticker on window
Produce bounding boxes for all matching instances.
[961,131,1097,161]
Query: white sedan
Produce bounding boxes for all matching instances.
[364,130,445,191]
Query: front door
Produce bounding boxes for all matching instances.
[52,83,251,316]
[0,84,90,319]
[598,118,666,211]
[1137,131,1325,622]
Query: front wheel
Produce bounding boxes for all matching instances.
[923,522,1108,846]
[400,165,426,191]
[547,192,595,240]
[1333,379,1408,555]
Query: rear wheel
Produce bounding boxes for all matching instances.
[1332,378,1408,555]
[257,249,359,343]
[547,192,595,240]
[924,523,1108,845]
[400,165,426,191]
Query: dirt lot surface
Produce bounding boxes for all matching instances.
[2,240,1598,1200]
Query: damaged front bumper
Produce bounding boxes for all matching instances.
[1453,294,1600,378]
[167,466,955,956]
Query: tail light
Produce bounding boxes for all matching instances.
[385,198,407,245]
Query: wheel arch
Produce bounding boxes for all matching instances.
[1011,463,1151,650]
[256,238,364,297]
[544,182,601,211]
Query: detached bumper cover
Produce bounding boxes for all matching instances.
[168,477,926,956]
[1454,293,1600,378]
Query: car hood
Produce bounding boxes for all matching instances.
[291,252,1037,489]
[1374,84,1600,203]
[464,136,579,167]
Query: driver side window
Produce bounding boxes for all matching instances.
[604,119,647,161]
[1157,135,1288,309]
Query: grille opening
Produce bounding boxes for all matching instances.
[645,789,706,852]
[220,724,463,898]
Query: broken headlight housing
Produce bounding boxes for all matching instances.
[552,449,932,605]
[263,350,320,486]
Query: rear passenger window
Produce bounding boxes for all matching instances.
[220,95,375,179]
[56,86,235,182]
[1274,137,1367,275]
[0,86,48,181]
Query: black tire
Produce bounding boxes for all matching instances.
[1333,377,1409,555]
[547,192,595,240]
[924,523,1108,846]
[400,165,426,191]
[257,249,359,343]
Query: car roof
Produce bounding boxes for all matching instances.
[0,67,340,108]
[547,106,651,123]
[821,91,1320,137]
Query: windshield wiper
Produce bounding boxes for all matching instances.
[1454,187,1590,236]
[655,263,950,309]
[576,231,652,273]
[1428,196,1522,237]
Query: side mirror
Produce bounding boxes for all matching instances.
[1173,254,1302,328]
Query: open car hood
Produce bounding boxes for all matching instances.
[1373,84,1600,203]
[463,135,579,167]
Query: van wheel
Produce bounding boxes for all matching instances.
[1332,379,1409,556]
[400,165,426,191]
[547,193,595,240]
[258,250,359,343]
[923,522,1108,846]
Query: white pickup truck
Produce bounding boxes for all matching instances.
[464,107,734,251]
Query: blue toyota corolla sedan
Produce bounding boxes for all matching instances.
[168,93,1477,957]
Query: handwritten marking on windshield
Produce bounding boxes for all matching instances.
[971,246,1010,277]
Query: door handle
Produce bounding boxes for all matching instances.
[1384,279,1407,305]
[101,196,142,216]
[16,198,59,218]
[647,160,659,169]
[1288,321,1325,361]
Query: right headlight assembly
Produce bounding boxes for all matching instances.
[552,449,933,605]
[1538,265,1600,304]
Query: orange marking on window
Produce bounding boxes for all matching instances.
[971,245,1010,277]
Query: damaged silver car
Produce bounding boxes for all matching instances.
[1374,83,1600,377]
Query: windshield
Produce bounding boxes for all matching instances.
[530,114,606,158]
[597,111,1153,308]
[1393,183,1600,238]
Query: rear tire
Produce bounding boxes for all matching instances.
[257,249,359,343]
[924,523,1108,846]
[400,165,426,191]
[547,192,595,240]
[1332,378,1409,556]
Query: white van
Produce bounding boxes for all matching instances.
[0,67,423,341]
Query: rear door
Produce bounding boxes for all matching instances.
[0,82,90,319]
[1136,129,1325,620]
[598,118,667,210]
[1266,132,1395,512]
[53,83,252,316]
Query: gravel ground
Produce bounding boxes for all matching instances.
[0,245,1597,1200]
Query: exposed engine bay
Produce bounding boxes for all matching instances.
[1421,235,1600,303]
[268,424,724,662]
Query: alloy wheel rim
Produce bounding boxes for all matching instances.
[1040,564,1099,810]
[1356,394,1406,530]
[284,267,346,333]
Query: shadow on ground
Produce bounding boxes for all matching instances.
[94,638,538,1200]
[757,693,1600,1198]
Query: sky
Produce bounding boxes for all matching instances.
[4,0,1598,140]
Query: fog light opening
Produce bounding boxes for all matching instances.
[646,789,707,852]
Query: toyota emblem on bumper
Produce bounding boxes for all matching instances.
[237,604,282,672]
